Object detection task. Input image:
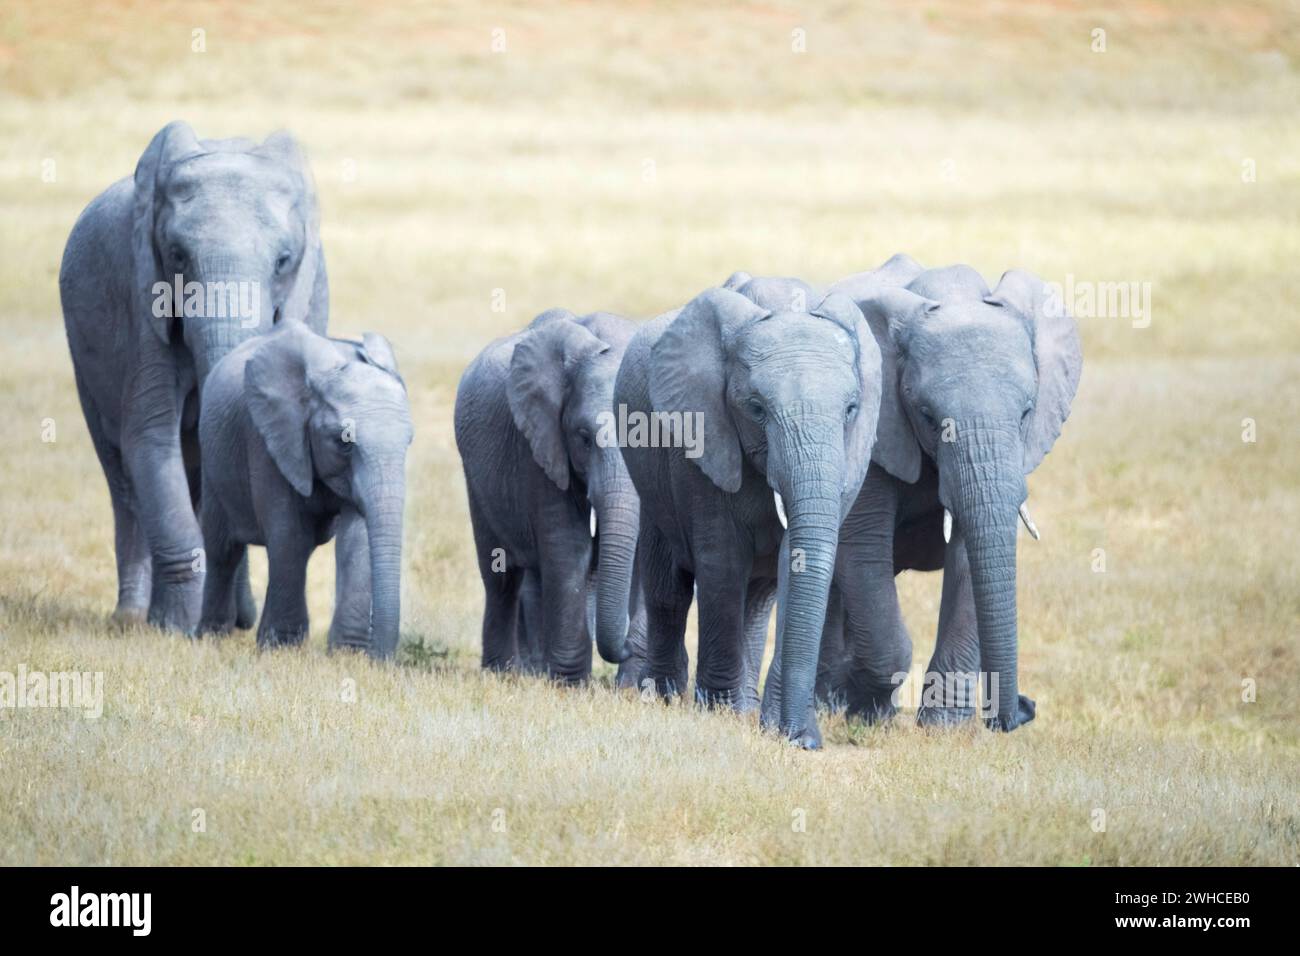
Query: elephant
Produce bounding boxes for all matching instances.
[196,321,412,657]
[60,121,328,634]
[615,275,905,748]
[807,254,1081,731]
[454,310,642,682]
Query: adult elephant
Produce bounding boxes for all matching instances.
[616,276,900,748]
[60,121,328,633]
[455,310,640,682]
[813,254,1081,731]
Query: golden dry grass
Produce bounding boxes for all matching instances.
[0,0,1297,864]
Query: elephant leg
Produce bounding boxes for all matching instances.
[918,532,982,727]
[328,506,372,653]
[538,555,591,684]
[123,404,205,634]
[109,483,152,628]
[738,577,776,713]
[74,370,151,624]
[840,491,911,725]
[640,524,692,700]
[814,582,849,711]
[258,535,312,649]
[693,555,750,711]
[183,414,256,630]
[468,495,523,672]
[233,551,258,629]
[516,570,544,674]
[197,507,242,637]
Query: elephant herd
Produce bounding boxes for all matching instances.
[60,123,1081,750]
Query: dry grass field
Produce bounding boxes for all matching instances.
[1,0,1297,864]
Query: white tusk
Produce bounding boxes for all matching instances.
[1019,502,1040,541]
[590,509,597,538]
[943,508,953,544]
[774,491,788,530]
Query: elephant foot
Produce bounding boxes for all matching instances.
[147,580,201,636]
[257,624,308,649]
[614,655,646,691]
[814,687,848,714]
[845,676,901,726]
[694,684,742,710]
[234,594,258,630]
[196,618,234,639]
[633,670,683,702]
[546,666,589,687]
[917,704,976,727]
[109,605,148,630]
[328,636,370,655]
[984,694,1036,732]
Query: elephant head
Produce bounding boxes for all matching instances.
[134,121,325,384]
[245,322,412,658]
[856,265,1082,730]
[507,310,639,665]
[650,284,887,741]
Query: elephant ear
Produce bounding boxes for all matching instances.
[984,270,1082,473]
[812,292,881,513]
[360,332,401,378]
[256,131,325,330]
[649,288,768,494]
[245,323,343,497]
[853,288,941,485]
[132,121,203,344]
[507,313,609,491]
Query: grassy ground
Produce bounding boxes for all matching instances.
[1,0,1297,864]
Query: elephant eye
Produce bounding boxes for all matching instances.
[919,405,937,428]
[275,250,293,274]
[746,399,766,423]
[1022,401,1034,422]
[169,245,188,271]
[845,399,859,422]
[577,429,592,450]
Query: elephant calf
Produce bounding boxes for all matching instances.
[814,255,1082,731]
[197,321,413,657]
[455,310,641,682]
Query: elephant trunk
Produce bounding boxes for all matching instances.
[361,464,406,660]
[186,259,278,384]
[774,417,844,742]
[592,486,638,665]
[941,420,1034,731]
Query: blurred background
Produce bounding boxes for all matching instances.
[1,1,1296,864]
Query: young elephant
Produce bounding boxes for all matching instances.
[814,255,1081,731]
[616,277,903,748]
[197,321,412,657]
[455,310,641,682]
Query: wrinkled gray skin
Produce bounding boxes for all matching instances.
[59,121,328,634]
[455,311,641,682]
[197,322,412,657]
[805,254,1081,731]
[617,278,895,748]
